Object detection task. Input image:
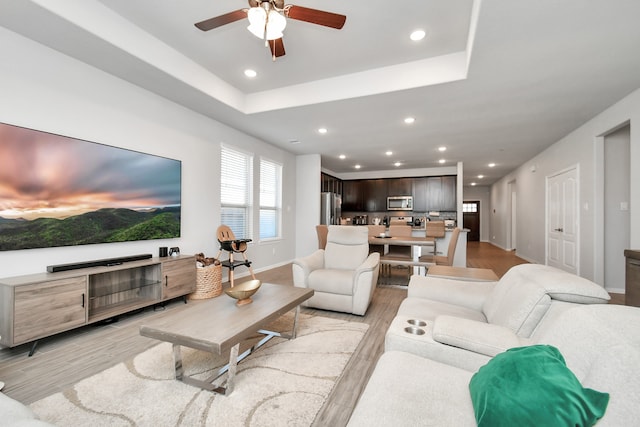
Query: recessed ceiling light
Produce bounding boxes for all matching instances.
[385,151,393,156]
[339,154,346,160]
[439,159,446,164]
[244,69,257,78]
[354,164,361,169]
[488,163,496,167]
[318,128,328,134]
[478,175,484,179]
[471,182,477,186]
[394,162,402,167]
[404,117,415,124]
[410,30,426,41]
[438,146,447,152]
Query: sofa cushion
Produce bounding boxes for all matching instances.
[324,226,369,270]
[482,277,552,337]
[397,297,488,323]
[347,351,477,427]
[524,264,610,303]
[308,269,354,295]
[432,315,522,357]
[469,345,609,427]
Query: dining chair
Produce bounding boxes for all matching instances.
[426,221,446,238]
[418,227,461,271]
[380,224,413,277]
[367,224,386,256]
[316,224,329,249]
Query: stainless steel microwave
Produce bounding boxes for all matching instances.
[387,196,413,211]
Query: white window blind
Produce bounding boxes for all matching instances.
[259,158,282,239]
[220,145,253,239]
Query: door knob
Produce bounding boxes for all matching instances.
[554,228,563,232]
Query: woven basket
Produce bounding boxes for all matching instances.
[189,263,222,299]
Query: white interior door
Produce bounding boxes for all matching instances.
[547,167,579,274]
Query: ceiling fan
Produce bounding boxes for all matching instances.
[195,0,346,60]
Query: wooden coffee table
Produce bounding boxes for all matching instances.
[426,265,499,282]
[139,283,313,394]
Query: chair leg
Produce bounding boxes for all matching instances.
[241,252,256,280]
[229,252,235,288]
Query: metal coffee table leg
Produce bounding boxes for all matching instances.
[171,306,301,395]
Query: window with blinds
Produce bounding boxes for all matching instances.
[220,145,253,239]
[259,158,282,239]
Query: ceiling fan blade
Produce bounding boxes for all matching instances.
[195,9,246,31]
[269,38,286,59]
[286,5,346,29]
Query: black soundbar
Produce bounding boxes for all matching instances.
[47,254,153,273]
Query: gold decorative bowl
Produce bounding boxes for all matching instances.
[225,279,261,306]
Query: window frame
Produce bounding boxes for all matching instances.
[258,156,283,241]
[220,143,254,240]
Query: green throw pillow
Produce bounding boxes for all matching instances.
[469,345,609,427]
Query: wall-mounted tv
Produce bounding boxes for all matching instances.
[0,122,181,251]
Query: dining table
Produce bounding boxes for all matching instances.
[369,235,437,275]
[368,235,436,253]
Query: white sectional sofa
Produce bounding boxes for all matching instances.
[386,263,611,371]
[0,392,53,426]
[348,265,640,426]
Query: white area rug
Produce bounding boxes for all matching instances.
[30,314,368,427]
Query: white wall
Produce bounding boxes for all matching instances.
[490,87,640,288]
[296,154,321,257]
[604,125,630,290]
[0,27,297,278]
[463,185,491,242]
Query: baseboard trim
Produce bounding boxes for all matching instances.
[220,259,294,283]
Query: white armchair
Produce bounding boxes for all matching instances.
[292,225,380,316]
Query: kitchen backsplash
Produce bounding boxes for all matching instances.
[341,211,457,226]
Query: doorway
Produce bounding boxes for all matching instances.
[463,201,480,241]
[546,166,579,275]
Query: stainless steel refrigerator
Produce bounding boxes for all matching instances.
[320,192,342,225]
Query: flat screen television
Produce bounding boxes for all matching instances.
[0,122,181,251]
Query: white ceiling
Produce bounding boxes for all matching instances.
[2,0,640,185]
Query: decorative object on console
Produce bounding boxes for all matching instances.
[46,253,153,273]
[190,253,222,300]
[0,122,181,252]
[225,279,262,305]
[169,247,180,256]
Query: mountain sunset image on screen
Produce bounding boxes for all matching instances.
[0,122,181,251]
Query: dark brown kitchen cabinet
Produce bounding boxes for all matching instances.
[387,178,412,196]
[364,179,387,212]
[442,176,457,211]
[426,176,457,211]
[342,180,364,211]
[412,177,428,211]
[426,177,444,210]
[321,173,342,194]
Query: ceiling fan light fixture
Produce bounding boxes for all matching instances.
[247,7,266,38]
[247,6,286,40]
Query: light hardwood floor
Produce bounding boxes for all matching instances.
[0,243,623,425]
